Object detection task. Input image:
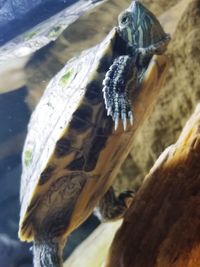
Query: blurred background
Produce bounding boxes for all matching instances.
[0,0,199,266]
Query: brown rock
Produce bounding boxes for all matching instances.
[141,0,179,16]
[106,104,200,267]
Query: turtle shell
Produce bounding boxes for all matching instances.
[19,25,168,242]
[19,28,128,241]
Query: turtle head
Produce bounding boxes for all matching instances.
[118,0,168,48]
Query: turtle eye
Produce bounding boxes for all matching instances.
[119,11,131,26]
[121,15,129,24]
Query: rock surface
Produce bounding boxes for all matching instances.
[106,104,200,267]
[142,0,179,16]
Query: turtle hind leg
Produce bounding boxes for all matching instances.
[33,237,65,267]
[102,55,137,130]
[95,187,134,221]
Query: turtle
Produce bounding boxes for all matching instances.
[18,1,170,266]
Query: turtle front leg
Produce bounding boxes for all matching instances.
[136,34,171,65]
[95,187,134,221]
[102,55,138,130]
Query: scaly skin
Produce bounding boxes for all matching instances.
[102,0,170,130]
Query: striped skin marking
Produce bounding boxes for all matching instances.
[119,2,170,59]
[118,11,135,46]
[102,1,170,130]
[119,2,168,49]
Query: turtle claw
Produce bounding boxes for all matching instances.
[103,89,133,130]
[113,92,133,130]
[122,115,127,131]
[107,107,112,116]
[121,110,134,131]
[128,111,134,126]
[114,116,119,131]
